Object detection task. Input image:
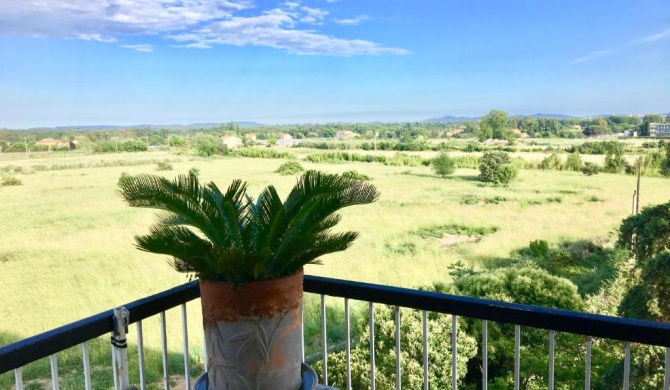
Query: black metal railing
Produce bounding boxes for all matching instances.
[2,276,670,389]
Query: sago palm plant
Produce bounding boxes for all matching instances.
[118,170,379,284]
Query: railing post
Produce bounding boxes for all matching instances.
[111,307,130,390]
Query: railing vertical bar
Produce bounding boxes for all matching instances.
[370,302,376,390]
[452,315,457,390]
[137,321,146,390]
[301,299,305,363]
[585,337,592,390]
[181,304,190,390]
[50,354,59,390]
[345,298,351,390]
[14,367,23,390]
[482,320,488,390]
[395,306,401,390]
[203,328,208,373]
[514,325,520,390]
[664,347,670,390]
[82,341,92,390]
[623,342,631,390]
[548,330,555,390]
[422,310,428,390]
[160,311,170,390]
[321,294,328,386]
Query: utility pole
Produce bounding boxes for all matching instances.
[115,139,119,153]
[635,158,641,214]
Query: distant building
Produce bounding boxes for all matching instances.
[335,130,357,140]
[244,133,257,141]
[623,130,638,138]
[218,135,243,149]
[446,128,464,137]
[36,138,68,150]
[278,133,293,140]
[650,123,670,138]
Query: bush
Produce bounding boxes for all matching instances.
[1,176,22,186]
[275,161,304,175]
[156,162,173,171]
[566,152,583,171]
[431,152,456,177]
[341,170,371,181]
[539,153,564,170]
[496,163,518,186]
[581,162,600,176]
[529,239,550,258]
[479,151,512,183]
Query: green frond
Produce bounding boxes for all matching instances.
[121,170,378,284]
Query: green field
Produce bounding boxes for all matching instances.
[2,149,669,388]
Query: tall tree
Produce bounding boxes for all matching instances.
[479,110,510,141]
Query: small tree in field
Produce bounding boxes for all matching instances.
[581,162,600,176]
[496,163,518,186]
[431,152,455,177]
[479,151,512,183]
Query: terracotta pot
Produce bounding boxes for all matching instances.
[200,269,304,390]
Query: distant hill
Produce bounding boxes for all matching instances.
[425,113,574,122]
[424,115,480,123]
[29,121,264,131]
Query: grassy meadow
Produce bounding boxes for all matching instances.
[1,148,670,388]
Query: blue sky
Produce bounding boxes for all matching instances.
[0,0,668,128]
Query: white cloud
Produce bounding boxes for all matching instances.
[283,1,301,9]
[335,15,370,26]
[0,0,407,56]
[120,44,154,52]
[572,49,615,64]
[169,8,408,55]
[628,27,670,45]
[78,33,117,43]
[573,27,670,64]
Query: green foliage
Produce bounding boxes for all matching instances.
[156,161,173,171]
[602,141,627,173]
[232,148,296,160]
[315,302,477,389]
[539,153,564,170]
[581,162,600,176]
[528,239,550,258]
[193,134,219,157]
[117,172,133,187]
[479,151,512,183]
[452,267,587,389]
[188,167,200,177]
[275,160,304,175]
[1,176,22,186]
[496,163,518,186]
[117,170,379,284]
[431,152,456,177]
[341,170,371,181]
[661,143,670,176]
[415,224,498,239]
[618,202,670,263]
[516,239,629,296]
[478,109,510,141]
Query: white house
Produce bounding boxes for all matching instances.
[218,135,243,149]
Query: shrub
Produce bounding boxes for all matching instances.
[275,161,304,175]
[581,162,600,176]
[539,153,564,170]
[566,151,583,171]
[156,162,173,171]
[341,170,371,181]
[1,176,22,186]
[529,239,550,258]
[496,163,518,186]
[431,152,456,177]
[479,151,512,183]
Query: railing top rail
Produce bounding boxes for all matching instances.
[0,281,199,373]
[4,275,670,374]
[303,275,670,348]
